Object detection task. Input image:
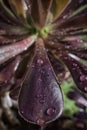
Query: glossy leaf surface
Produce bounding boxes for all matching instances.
[60,54,87,92]
[18,38,63,126]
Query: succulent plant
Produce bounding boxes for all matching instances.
[0,0,87,127]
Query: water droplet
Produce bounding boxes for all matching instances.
[84,86,87,91]
[46,108,55,116]
[48,67,51,70]
[36,94,46,104]
[50,41,54,45]
[73,63,77,67]
[72,67,76,70]
[63,15,67,19]
[37,59,43,65]
[21,110,24,114]
[38,78,42,82]
[80,75,86,82]
[36,94,46,98]
[32,64,35,68]
[65,46,70,49]
[39,99,45,104]
[37,119,45,127]
[64,56,68,60]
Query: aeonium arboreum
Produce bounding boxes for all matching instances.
[0,0,87,127]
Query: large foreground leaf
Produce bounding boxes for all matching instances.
[18,38,63,126]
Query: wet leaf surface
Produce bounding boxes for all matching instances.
[18,38,63,126]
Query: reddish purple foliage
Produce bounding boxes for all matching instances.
[0,0,87,126]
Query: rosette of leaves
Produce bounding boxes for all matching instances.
[0,0,87,127]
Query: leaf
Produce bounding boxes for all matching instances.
[18,38,63,126]
[58,13,87,29]
[60,53,87,93]
[0,56,21,91]
[52,0,71,20]
[10,83,22,100]
[67,89,87,108]
[48,52,66,82]
[55,0,87,23]
[0,0,21,24]
[8,0,27,18]
[31,0,53,29]
[0,36,35,65]
[0,35,26,44]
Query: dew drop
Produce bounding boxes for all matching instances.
[48,67,51,70]
[63,15,68,19]
[21,110,24,114]
[46,108,55,116]
[36,94,46,104]
[32,64,35,68]
[37,119,45,127]
[65,46,70,49]
[80,75,86,82]
[37,59,43,65]
[36,94,46,98]
[39,99,45,104]
[38,78,42,82]
[72,67,76,70]
[73,63,77,67]
[50,41,54,45]
[84,87,87,92]
[64,56,68,60]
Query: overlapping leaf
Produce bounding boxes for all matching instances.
[31,0,52,28]
[60,53,87,92]
[52,0,71,20]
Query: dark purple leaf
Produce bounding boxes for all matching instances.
[58,14,87,29]
[67,89,87,108]
[0,56,21,91]
[72,52,87,60]
[48,52,66,82]
[60,53,87,92]
[74,111,87,120]
[18,38,63,126]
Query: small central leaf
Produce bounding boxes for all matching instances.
[39,26,51,38]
